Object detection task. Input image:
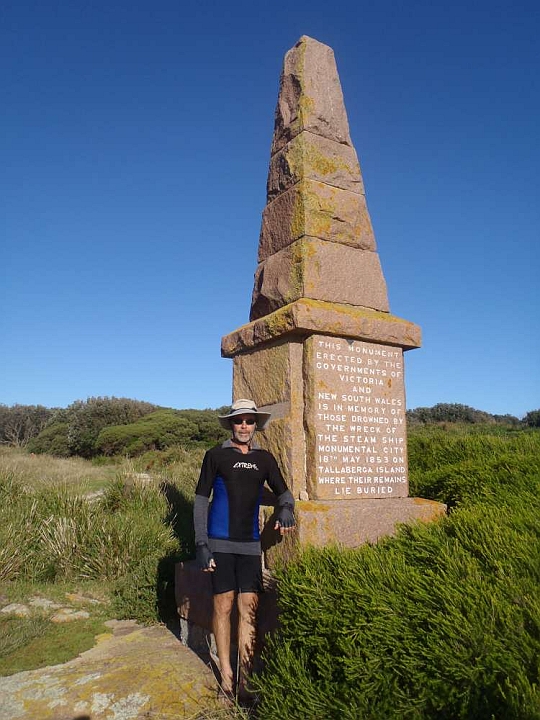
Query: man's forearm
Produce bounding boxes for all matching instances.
[193,493,209,545]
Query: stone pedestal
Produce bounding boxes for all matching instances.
[223,313,444,567]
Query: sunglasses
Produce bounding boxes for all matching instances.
[231,417,256,425]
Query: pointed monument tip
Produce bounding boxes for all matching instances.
[296,35,330,48]
[272,34,351,153]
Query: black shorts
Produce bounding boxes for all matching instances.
[211,553,263,595]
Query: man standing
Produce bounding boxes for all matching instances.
[193,399,295,701]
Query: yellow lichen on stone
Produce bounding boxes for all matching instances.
[297,501,331,512]
[303,136,359,182]
[289,185,306,240]
[94,632,114,645]
[265,305,293,336]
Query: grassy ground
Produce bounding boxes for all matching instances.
[0,445,259,718]
[0,580,111,676]
[0,445,121,491]
[0,447,199,671]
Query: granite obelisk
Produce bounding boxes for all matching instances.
[222,36,444,564]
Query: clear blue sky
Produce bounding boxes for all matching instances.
[2,0,539,418]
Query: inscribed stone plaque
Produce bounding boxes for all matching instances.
[305,335,408,500]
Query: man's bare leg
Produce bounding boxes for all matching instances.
[237,591,259,699]
[213,591,235,695]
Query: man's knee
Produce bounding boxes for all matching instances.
[237,591,258,621]
[213,590,235,617]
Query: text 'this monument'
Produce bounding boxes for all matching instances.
[221,36,445,562]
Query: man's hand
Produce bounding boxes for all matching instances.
[196,543,216,572]
[274,504,295,536]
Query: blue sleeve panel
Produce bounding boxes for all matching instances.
[208,476,230,539]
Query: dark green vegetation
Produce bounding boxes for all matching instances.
[0,404,54,447]
[2,399,539,461]
[406,402,523,426]
[0,397,230,457]
[252,425,540,719]
[95,408,229,456]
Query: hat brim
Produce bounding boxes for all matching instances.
[218,410,272,431]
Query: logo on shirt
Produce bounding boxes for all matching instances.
[233,461,259,470]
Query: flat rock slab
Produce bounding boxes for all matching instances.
[0,625,221,720]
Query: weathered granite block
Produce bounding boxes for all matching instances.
[250,237,389,320]
[267,132,364,199]
[232,341,306,497]
[272,36,353,153]
[232,342,292,406]
[258,179,376,261]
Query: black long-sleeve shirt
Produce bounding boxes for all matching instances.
[194,440,294,555]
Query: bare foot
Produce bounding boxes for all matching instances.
[219,671,234,701]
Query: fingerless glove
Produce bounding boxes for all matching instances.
[195,543,214,570]
[275,503,295,529]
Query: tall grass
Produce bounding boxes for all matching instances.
[0,446,206,622]
[253,426,540,719]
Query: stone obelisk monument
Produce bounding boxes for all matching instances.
[222,36,444,564]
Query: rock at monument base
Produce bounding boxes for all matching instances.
[0,624,221,720]
[261,498,447,568]
[175,500,446,644]
[251,237,389,320]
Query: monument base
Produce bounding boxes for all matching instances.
[176,499,445,642]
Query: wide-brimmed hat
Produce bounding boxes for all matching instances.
[218,399,271,430]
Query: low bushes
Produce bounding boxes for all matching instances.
[95,410,200,456]
[254,427,540,719]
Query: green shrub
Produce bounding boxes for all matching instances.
[173,408,229,446]
[0,404,54,446]
[524,410,540,428]
[65,397,158,458]
[0,445,203,624]
[255,500,540,718]
[27,400,228,459]
[0,468,189,621]
[27,422,70,456]
[28,397,158,458]
[408,428,540,507]
[254,427,540,719]
[112,551,182,625]
[95,410,200,455]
